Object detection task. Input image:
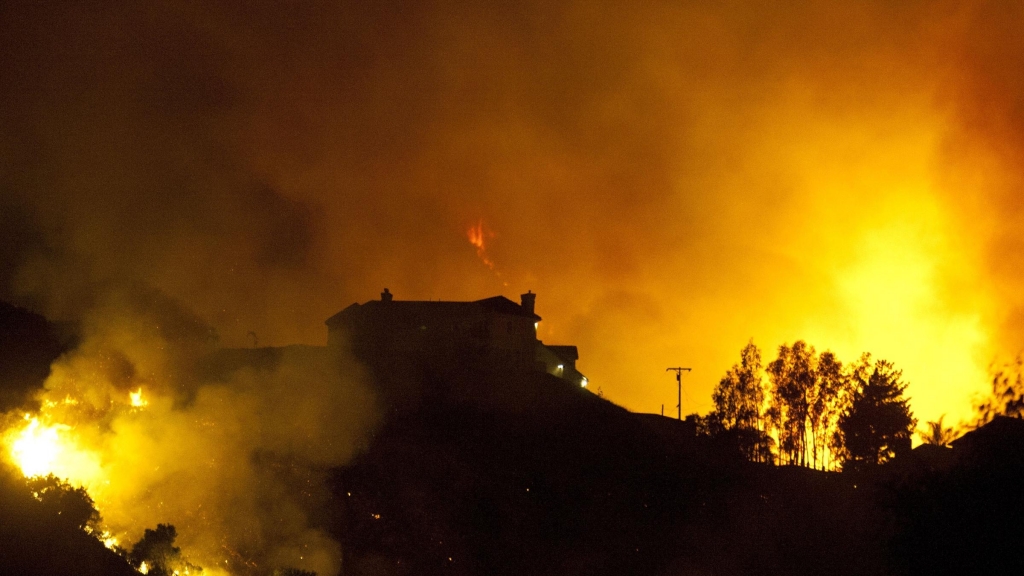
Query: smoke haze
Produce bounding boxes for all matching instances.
[3,1,1024,435]
[1,288,377,575]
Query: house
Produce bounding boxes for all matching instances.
[325,289,588,388]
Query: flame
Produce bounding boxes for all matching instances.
[139,561,149,574]
[130,387,148,408]
[5,414,104,486]
[466,219,496,270]
[9,416,62,477]
[6,414,102,484]
[466,219,509,286]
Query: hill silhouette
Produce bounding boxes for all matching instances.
[0,301,74,412]
[329,364,885,576]
[3,301,1024,575]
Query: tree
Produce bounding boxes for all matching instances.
[835,357,916,472]
[811,351,850,470]
[129,524,201,576]
[767,341,816,466]
[918,415,957,446]
[25,474,99,531]
[974,354,1024,426]
[711,340,772,462]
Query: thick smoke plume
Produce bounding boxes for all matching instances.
[2,1,1024,435]
[1,288,377,575]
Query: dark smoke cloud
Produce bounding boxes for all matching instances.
[1,0,1022,422]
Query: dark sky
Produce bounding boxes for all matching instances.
[3,0,1024,422]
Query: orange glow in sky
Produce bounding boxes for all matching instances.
[3,1,1023,441]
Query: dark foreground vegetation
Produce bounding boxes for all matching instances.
[332,365,1024,576]
[1,304,1024,575]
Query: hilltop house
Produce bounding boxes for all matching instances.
[326,289,588,388]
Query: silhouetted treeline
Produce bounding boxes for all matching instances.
[704,340,916,471]
[0,463,136,576]
[974,353,1024,424]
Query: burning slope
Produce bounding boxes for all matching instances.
[0,297,378,576]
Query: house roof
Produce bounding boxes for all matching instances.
[545,345,579,362]
[326,294,541,327]
[950,415,1024,451]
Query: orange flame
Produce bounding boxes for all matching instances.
[467,219,509,286]
[466,219,496,270]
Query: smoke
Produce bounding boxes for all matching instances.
[2,1,1024,435]
[2,288,377,575]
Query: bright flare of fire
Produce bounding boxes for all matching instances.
[130,387,148,408]
[467,219,496,270]
[467,219,509,286]
[5,414,104,484]
[10,416,63,477]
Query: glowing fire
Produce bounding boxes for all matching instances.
[4,413,104,489]
[130,387,148,408]
[467,219,496,270]
[466,219,509,286]
[10,416,63,477]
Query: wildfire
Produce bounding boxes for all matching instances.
[4,412,104,489]
[466,219,508,286]
[10,416,63,478]
[467,219,496,270]
[130,387,148,408]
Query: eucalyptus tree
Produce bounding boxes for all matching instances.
[767,341,817,466]
[712,340,771,462]
[810,351,849,470]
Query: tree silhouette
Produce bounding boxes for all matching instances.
[810,351,849,470]
[835,357,916,472]
[711,340,772,462]
[918,414,958,446]
[25,474,99,531]
[974,354,1024,425]
[767,341,816,466]
[129,524,201,576]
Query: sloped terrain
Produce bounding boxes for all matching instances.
[331,368,881,576]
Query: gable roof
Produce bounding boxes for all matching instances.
[326,295,540,327]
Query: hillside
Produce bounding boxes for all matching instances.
[2,307,1023,575]
[330,368,881,576]
[0,301,72,412]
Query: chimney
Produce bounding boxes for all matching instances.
[381,288,393,302]
[520,290,536,315]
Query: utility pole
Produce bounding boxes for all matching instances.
[665,367,692,421]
